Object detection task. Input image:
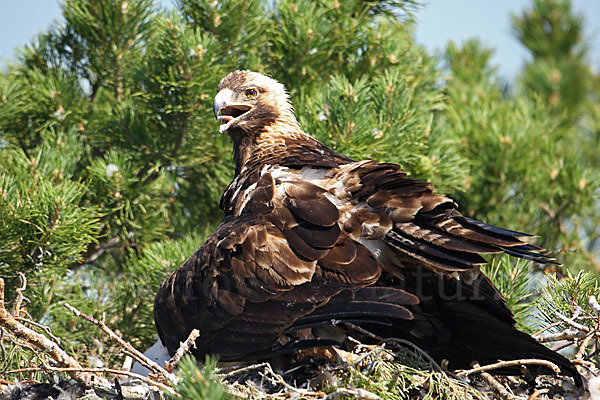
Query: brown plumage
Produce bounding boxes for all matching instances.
[154,70,580,383]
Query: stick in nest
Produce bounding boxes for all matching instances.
[0,279,87,384]
[536,328,587,343]
[340,322,445,372]
[2,366,175,396]
[326,387,382,400]
[12,272,29,318]
[0,278,182,399]
[64,302,176,383]
[456,359,560,378]
[555,312,590,333]
[0,279,151,398]
[471,363,515,400]
[164,328,200,373]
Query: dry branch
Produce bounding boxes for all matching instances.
[457,359,560,378]
[589,296,600,316]
[164,328,200,373]
[527,388,550,400]
[536,328,587,343]
[532,321,561,337]
[0,278,180,399]
[12,273,29,317]
[64,302,176,383]
[0,279,87,383]
[471,363,515,400]
[221,362,272,378]
[555,312,590,332]
[326,387,382,400]
[341,322,445,372]
[575,332,594,360]
[2,366,175,395]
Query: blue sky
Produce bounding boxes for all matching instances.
[1,0,599,80]
[414,0,600,78]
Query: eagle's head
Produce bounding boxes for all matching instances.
[213,71,298,136]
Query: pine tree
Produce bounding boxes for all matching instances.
[512,0,591,117]
[438,36,599,272]
[510,0,600,267]
[0,0,598,394]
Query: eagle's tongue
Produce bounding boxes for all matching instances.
[218,116,235,133]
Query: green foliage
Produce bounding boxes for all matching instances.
[0,140,100,306]
[109,232,208,347]
[332,347,481,400]
[512,0,584,59]
[512,0,591,116]
[536,271,600,332]
[509,0,600,270]
[485,256,535,332]
[170,355,232,400]
[440,38,599,270]
[299,68,463,192]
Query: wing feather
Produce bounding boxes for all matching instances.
[339,161,557,271]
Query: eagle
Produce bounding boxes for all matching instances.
[154,70,580,383]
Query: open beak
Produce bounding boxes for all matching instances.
[214,89,253,133]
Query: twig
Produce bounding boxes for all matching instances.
[164,329,200,373]
[15,316,62,345]
[575,332,594,360]
[13,337,52,367]
[472,363,514,400]
[0,279,180,399]
[0,280,155,398]
[12,273,29,318]
[572,358,597,373]
[362,345,387,377]
[555,312,590,333]
[264,363,318,395]
[536,328,587,343]
[221,362,271,378]
[86,237,121,263]
[528,388,549,400]
[1,366,175,396]
[532,321,561,338]
[341,322,444,372]
[351,343,385,367]
[341,322,384,341]
[551,341,574,352]
[0,279,88,384]
[326,387,382,400]
[252,362,324,398]
[457,359,560,378]
[385,338,445,372]
[64,302,176,383]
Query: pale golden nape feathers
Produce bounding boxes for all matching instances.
[154,71,581,385]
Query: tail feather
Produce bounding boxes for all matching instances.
[458,216,534,238]
[358,269,582,386]
[433,301,582,386]
[499,245,558,264]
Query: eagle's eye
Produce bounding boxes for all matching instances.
[244,88,258,99]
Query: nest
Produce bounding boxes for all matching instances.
[0,276,597,399]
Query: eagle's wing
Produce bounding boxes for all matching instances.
[336,161,554,273]
[154,166,417,361]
